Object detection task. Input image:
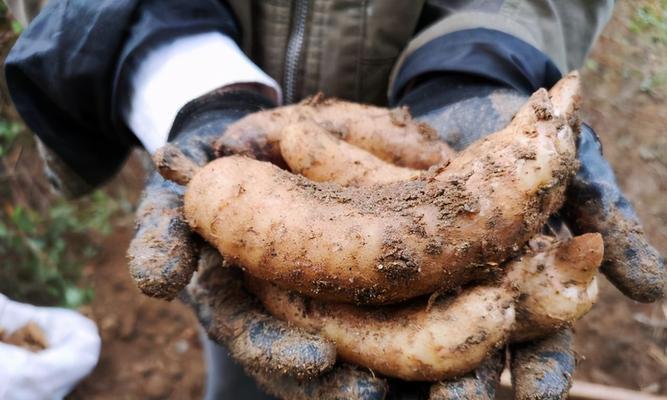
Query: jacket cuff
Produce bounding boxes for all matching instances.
[112,1,239,129]
[4,0,241,189]
[389,28,562,105]
[123,32,280,153]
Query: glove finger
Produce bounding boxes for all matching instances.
[428,351,504,400]
[127,119,216,299]
[127,172,198,299]
[563,125,665,302]
[510,329,574,400]
[129,91,273,298]
[251,363,388,400]
[183,246,336,379]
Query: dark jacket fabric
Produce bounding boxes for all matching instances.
[5,0,612,189]
[4,0,238,187]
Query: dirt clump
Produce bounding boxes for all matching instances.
[0,321,48,352]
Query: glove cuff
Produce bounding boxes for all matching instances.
[168,85,276,142]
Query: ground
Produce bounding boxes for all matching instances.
[571,0,667,394]
[14,0,667,398]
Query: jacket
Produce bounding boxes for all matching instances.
[4,0,614,190]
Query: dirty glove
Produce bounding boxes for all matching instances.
[402,74,665,303]
[127,88,387,399]
[397,73,663,399]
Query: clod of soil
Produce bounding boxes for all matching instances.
[1,321,48,352]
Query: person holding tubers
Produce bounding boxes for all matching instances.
[4,1,664,400]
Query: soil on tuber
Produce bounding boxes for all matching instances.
[214,94,454,170]
[178,84,578,304]
[248,232,602,381]
[241,72,600,380]
[280,121,421,186]
[150,72,602,382]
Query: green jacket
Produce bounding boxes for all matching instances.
[9,0,614,105]
[226,0,614,104]
[3,0,614,197]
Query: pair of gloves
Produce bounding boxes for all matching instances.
[127,76,664,399]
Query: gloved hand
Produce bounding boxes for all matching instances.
[127,83,587,400]
[401,74,665,303]
[126,87,387,400]
[128,75,664,399]
[396,72,665,399]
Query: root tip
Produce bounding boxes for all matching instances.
[153,144,200,185]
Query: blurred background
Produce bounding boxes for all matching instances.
[0,0,665,398]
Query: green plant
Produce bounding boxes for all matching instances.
[10,19,22,34]
[0,119,22,157]
[0,4,127,308]
[584,59,600,72]
[0,118,124,307]
[639,69,667,95]
[0,190,122,308]
[629,1,667,44]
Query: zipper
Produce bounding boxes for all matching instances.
[283,0,310,103]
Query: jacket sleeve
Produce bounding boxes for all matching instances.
[389,0,615,104]
[4,0,239,189]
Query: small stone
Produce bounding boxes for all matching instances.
[638,146,656,161]
[143,373,171,399]
[174,339,189,354]
[100,316,118,333]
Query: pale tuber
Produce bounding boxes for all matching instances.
[214,95,454,169]
[248,233,602,381]
[279,121,421,186]
[181,84,578,304]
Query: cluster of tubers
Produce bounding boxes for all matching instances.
[155,72,604,381]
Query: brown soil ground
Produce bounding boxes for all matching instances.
[572,0,667,395]
[66,231,205,400]
[67,154,206,400]
[53,0,667,398]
